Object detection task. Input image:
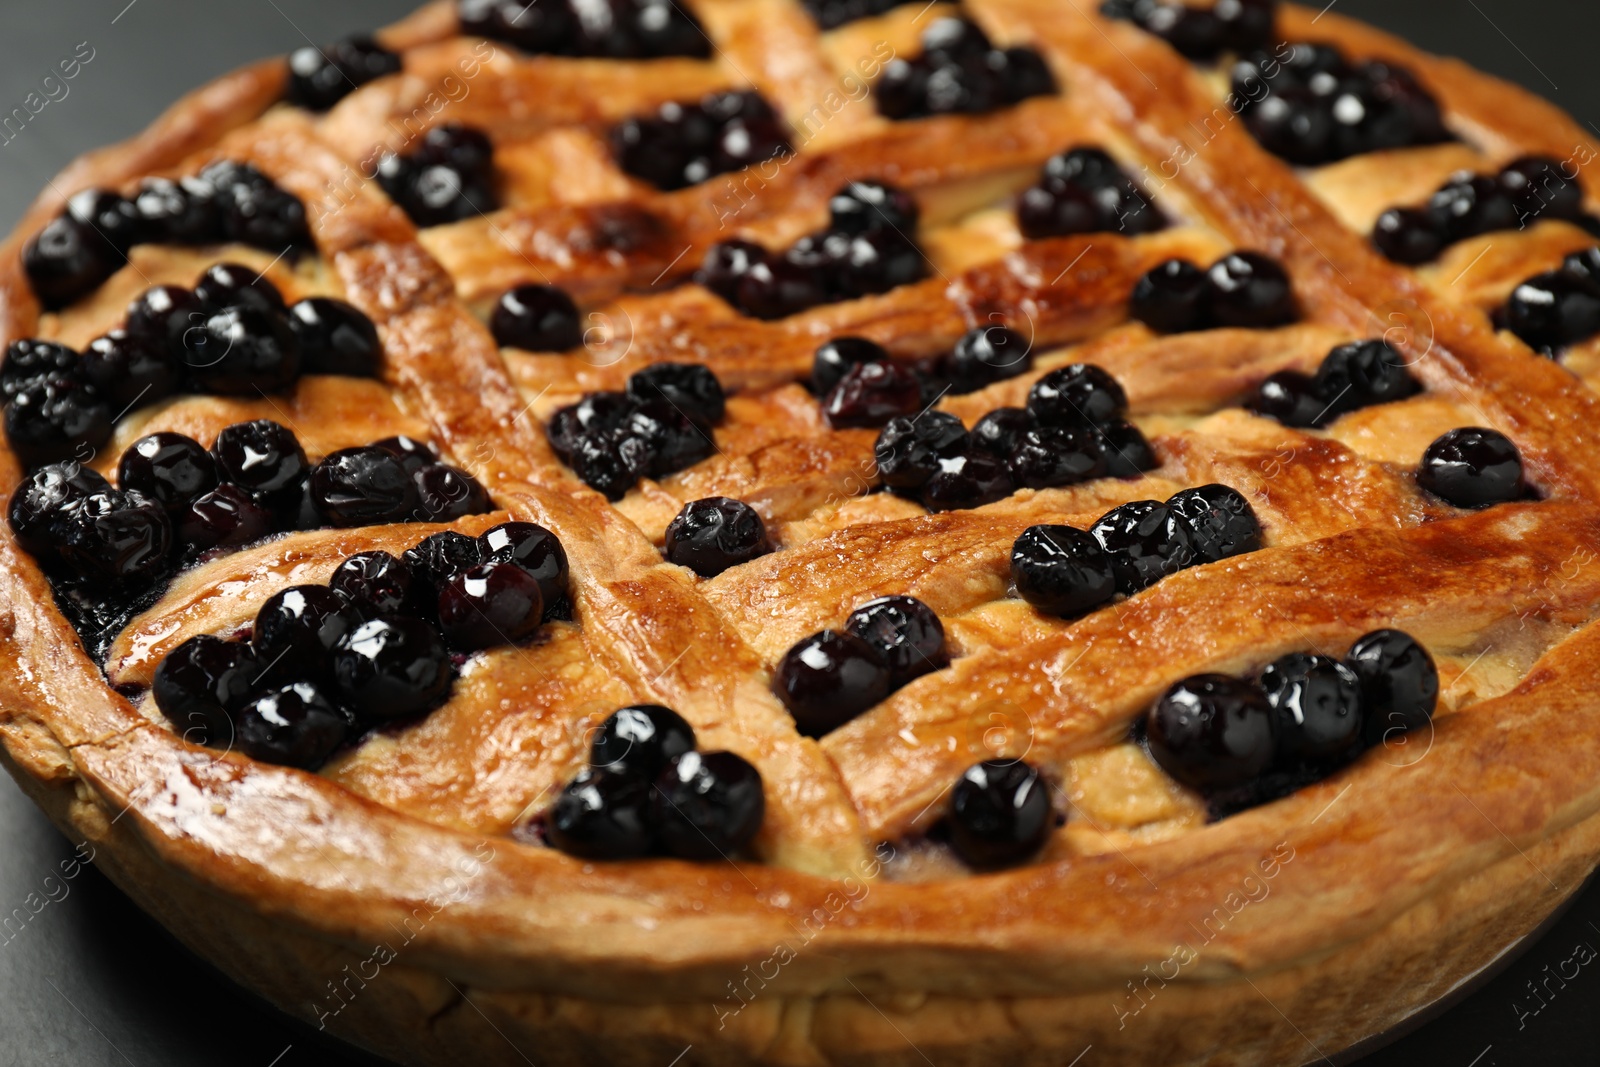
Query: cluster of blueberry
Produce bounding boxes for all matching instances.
[1374,157,1593,266]
[1017,147,1166,241]
[285,36,403,112]
[24,163,311,311]
[699,180,925,320]
[611,91,792,192]
[663,496,771,578]
[799,0,911,30]
[1231,43,1449,166]
[2,268,383,470]
[1099,0,1276,63]
[1010,484,1263,618]
[1250,338,1419,430]
[457,0,710,60]
[375,124,499,228]
[1143,629,1437,817]
[1498,247,1600,356]
[547,363,724,500]
[872,362,1156,512]
[1129,252,1297,334]
[874,17,1055,121]
[545,704,764,861]
[1417,427,1525,510]
[774,596,948,737]
[152,520,568,770]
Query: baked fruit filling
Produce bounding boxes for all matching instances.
[3,0,1593,898]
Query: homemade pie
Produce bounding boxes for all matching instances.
[5,1,1600,1064]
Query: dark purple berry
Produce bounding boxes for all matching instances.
[1250,369,1328,428]
[413,463,492,521]
[873,411,969,491]
[22,215,118,310]
[844,595,946,688]
[829,180,919,235]
[1166,483,1261,564]
[697,240,768,303]
[481,521,568,607]
[1347,628,1438,744]
[331,551,419,617]
[627,363,725,426]
[591,704,696,776]
[1499,155,1584,224]
[734,256,825,319]
[176,483,274,556]
[371,434,439,474]
[287,298,382,377]
[1504,270,1600,351]
[309,447,419,526]
[59,488,172,586]
[65,190,146,257]
[1427,174,1518,242]
[1095,418,1158,477]
[1146,674,1277,791]
[286,36,403,112]
[1314,339,1418,410]
[7,462,109,558]
[1027,363,1127,428]
[946,325,1032,393]
[253,584,356,682]
[2,340,82,403]
[1089,499,1192,593]
[663,496,770,577]
[821,360,922,429]
[1417,427,1523,508]
[193,262,286,316]
[970,407,1034,457]
[921,451,1013,511]
[403,530,485,592]
[82,330,179,412]
[1259,652,1365,764]
[182,306,302,395]
[1207,252,1296,329]
[332,615,453,722]
[152,635,259,747]
[437,560,544,650]
[774,629,891,736]
[235,681,353,769]
[812,337,889,396]
[1008,424,1107,489]
[948,759,1052,869]
[212,420,309,511]
[652,750,765,860]
[119,433,218,512]
[622,400,715,476]
[5,377,112,468]
[1130,258,1210,333]
[490,284,582,351]
[548,768,656,860]
[133,176,221,245]
[1372,207,1448,265]
[1010,524,1116,618]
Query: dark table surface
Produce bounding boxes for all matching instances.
[4,2,1600,1065]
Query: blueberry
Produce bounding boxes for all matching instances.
[946,325,1032,394]
[993,47,1056,104]
[828,180,919,235]
[22,215,118,310]
[253,585,356,683]
[627,363,725,426]
[590,704,696,777]
[412,463,492,522]
[4,377,113,469]
[402,530,486,592]
[1207,252,1296,329]
[663,496,770,578]
[920,451,1013,511]
[152,635,259,748]
[287,298,382,377]
[969,407,1034,457]
[458,0,579,53]
[7,462,109,559]
[437,560,544,650]
[874,58,931,121]
[922,16,993,60]
[821,360,923,429]
[212,420,309,512]
[844,595,946,688]
[1089,499,1192,593]
[548,768,656,860]
[1146,674,1277,791]
[309,447,420,526]
[1165,483,1261,564]
[697,240,768,304]
[948,759,1052,869]
[622,400,716,476]
[1427,175,1519,243]
[1372,207,1449,265]
[490,284,583,351]
[1504,270,1600,352]
[1314,338,1418,413]
[1499,155,1584,224]
[1017,183,1105,240]
[235,682,353,768]
[1130,258,1210,334]
[176,483,274,557]
[2,340,83,403]
[82,330,180,412]
[331,551,420,617]
[1094,418,1159,477]
[66,189,146,258]
[812,337,890,396]
[119,433,218,513]
[286,36,403,112]
[774,629,892,736]
[203,162,311,249]
[569,431,649,500]
[1345,628,1438,744]
[1010,524,1116,618]
[193,262,286,316]
[734,256,826,319]
[1027,363,1127,428]
[1250,369,1327,428]
[652,750,765,860]
[873,412,969,490]
[371,434,440,475]
[834,228,926,298]
[481,521,569,608]
[133,176,221,245]
[333,615,453,722]
[55,487,171,586]
[183,306,302,395]
[1008,425,1107,489]
[1259,652,1365,764]
[1417,427,1523,508]
[1244,89,1334,165]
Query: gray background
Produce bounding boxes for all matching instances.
[2,1,1600,1065]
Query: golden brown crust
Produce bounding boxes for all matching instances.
[4,2,1600,1065]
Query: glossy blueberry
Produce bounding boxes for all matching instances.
[621,400,716,476]
[1130,258,1210,334]
[202,162,311,249]
[332,615,453,722]
[1009,421,1110,490]
[873,412,969,491]
[1427,175,1519,243]
[1372,207,1449,265]
[57,488,172,586]
[835,226,926,299]
[612,92,788,191]
[1417,427,1523,509]
[569,430,649,501]
[81,330,180,412]
[402,530,485,592]
[22,215,118,310]
[253,585,357,683]
[697,240,768,304]
[152,635,259,747]
[2,339,82,403]
[1017,182,1103,240]
[309,447,420,526]
[590,704,696,777]
[234,681,352,769]
[1243,89,1334,165]
[1166,483,1261,564]
[652,750,766,860]
[183,306,302,395]
[821,360,922,429]
[133,176,221,245]
[948,759,1053,869]
[1207,252,1295,329]
[1146,674,1277,791]
[774,629,892,736]
[65,190,146,257]
[1499,155,1584,224]
[969,407,1034,458]
[4,377,113,468]
[7,462,109,558]
[829,180,919,235]
[1250,369,1327,428]
[176,483,274,557]
[1346,628,1438,744]
[193,262,286,316]
[946,325,1032,394]
[1094,418,1159,478]
[371,434,439,475]
[1504,270,1600,351]
[920,451,1013,512]
[548,768,656,860]
[413,463,492,522]
[734,256,826,320]
[119,433,218,512]
[437,560,545,650]
[1258,652,1364,765]
[627,363,725,426]
[844,595,946,687]
[1010,524,1116,618]
[490,284,582,351]
[286,36,403,112]
[812,337,890,396]
[330,551,419,617]
[481,521,569,607]
[874,58,932,121]
[459,0,579,53]
[287,298,382,377]
[663,496,770,578]
[1314,338,1418,412]
[1089,499,1192,594]
[1027,363,1127,428]
[212,420,309,512]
